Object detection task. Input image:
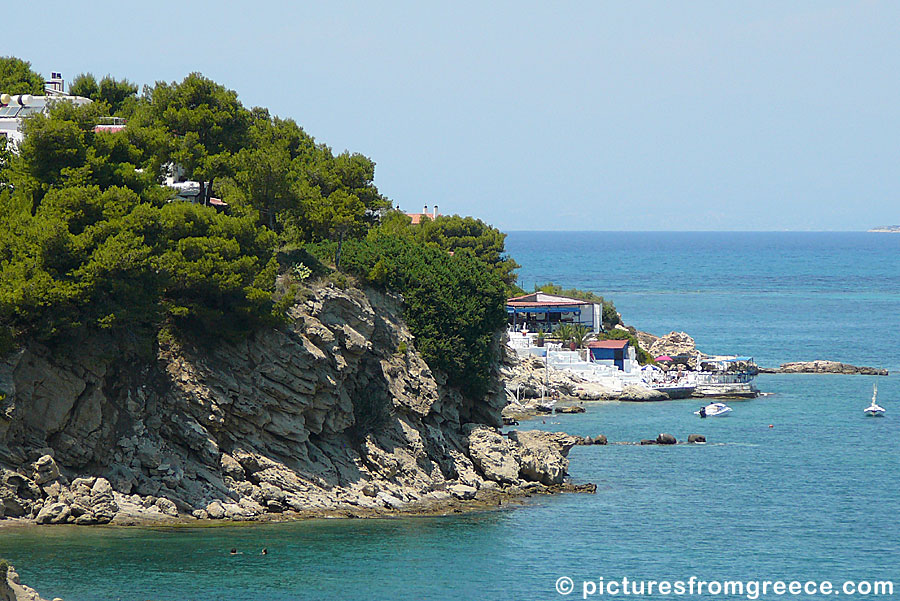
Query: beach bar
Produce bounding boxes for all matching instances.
[506,293,601,334]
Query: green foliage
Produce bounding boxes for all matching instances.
[310,231,508,398]
[370,211,519,294]
[128,73,250,186]
[13,101,156,203]
[1,62,515,405]
[553,323,574,344]
[571,324,591,349]
[598,328,654,365]
[0,326,13,357]
[69,73,138,115]
[397,340,408,354]
[0,186,278,343]
[0,558,8,578]
[0,57,44,95]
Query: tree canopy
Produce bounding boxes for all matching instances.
[69,73,138,115]
[0,62,520,401]
[0,57,44,95]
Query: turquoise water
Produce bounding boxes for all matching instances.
[3,232,899,600]
[507,232,900,370]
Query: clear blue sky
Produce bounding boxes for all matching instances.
[12,1,900,230]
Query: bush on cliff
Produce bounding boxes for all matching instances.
[310,231,509,398]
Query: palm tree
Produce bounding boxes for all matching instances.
[571,325,592,349]
[554,323,574,346]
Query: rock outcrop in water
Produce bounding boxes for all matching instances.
[0,286,581,524]
[760,361,888,376]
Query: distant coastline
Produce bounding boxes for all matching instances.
[868,225,900,233]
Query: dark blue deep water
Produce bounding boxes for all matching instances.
[2,232,899,600]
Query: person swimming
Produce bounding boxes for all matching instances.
[261,548,268,555]
[230,548,237,555]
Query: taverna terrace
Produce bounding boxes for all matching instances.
[505,292,758,397]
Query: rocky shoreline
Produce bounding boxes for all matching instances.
[759,361,889,376]
[0,563,55,601]
[0,285,597,528]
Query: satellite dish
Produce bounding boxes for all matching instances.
[0,93,10,105]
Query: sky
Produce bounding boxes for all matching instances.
[9,0,900,230]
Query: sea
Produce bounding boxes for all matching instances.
[2,231,899,601]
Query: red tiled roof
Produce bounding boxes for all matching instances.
[406,213,439,225]
[587,340,629,349]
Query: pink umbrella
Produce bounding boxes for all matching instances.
[655,355,673,362]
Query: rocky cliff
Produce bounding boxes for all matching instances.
[0,286,578,525]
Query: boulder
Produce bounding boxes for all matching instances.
[155,497,178,517]
[448,484,477,500]
[554,405,585,414]
[687,434,706,443]
[31,455,60,485]
[640,439,657,445]
[618,385,669,402]
[35,502,70,525]
[89,478,118,523]
[507,430,577,486]
[592,434,608,445]
[466,427,520,484]
[648,331,697,362]
[206,500,226,519]
[220,454,246,481]
[656,433,677,445]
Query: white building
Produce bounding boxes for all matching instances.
[0,73,91,148]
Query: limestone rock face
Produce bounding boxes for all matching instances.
[1,564,55,601]
[0,285,570,524]
[507,430,578,486]
[648,332,696,361]
[466,427,520,484]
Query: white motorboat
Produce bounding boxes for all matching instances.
[694,402,732,418]
[864,382,885,417]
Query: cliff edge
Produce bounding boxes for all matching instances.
[0,285,579,524]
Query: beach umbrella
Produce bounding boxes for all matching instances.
[655,355,673,362]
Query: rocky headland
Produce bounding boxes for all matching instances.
[759,361,888,376]
[0,563,55,601]
[0,285,587,527]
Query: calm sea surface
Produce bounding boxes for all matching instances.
[3,232,899,600]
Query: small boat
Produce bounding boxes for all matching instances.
[694,402,732,418]
[864,382,885,417]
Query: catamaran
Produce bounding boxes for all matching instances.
[864,382,885,417]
